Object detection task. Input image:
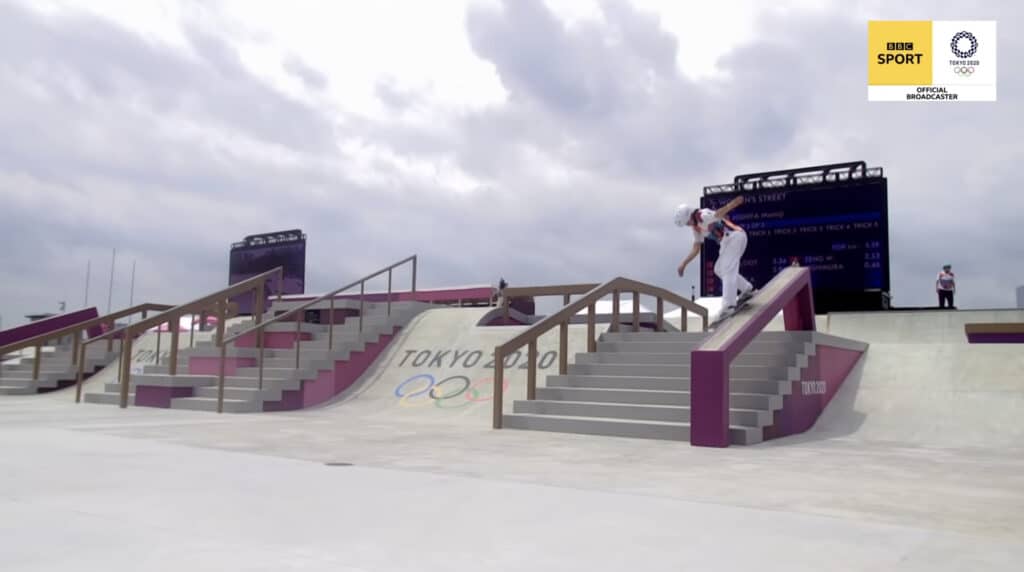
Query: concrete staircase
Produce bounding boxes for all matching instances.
[84,300,429,412]
[502,330,814,445]
[0,345,118,395]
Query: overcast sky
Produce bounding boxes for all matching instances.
[0,0,1021,327]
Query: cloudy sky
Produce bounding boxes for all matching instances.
[0,0,1020,327]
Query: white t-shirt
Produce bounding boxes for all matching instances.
[937,271,955,290]
[691,208,729,244]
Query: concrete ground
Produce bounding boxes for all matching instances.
[2,308,1023,570]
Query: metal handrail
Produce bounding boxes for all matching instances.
[0,303,173,386]
[491,277,709,429]
[213,255,417,414]
[75,267,284,407]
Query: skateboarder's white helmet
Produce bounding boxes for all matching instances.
[674,203,695,227]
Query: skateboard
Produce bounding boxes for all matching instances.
[708,290,758,331]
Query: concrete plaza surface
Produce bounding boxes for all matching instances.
[2,307,1024,570]
[2,398,1023,571]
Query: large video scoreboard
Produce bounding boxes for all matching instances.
[699,162,890,312]
[228,229,307,314]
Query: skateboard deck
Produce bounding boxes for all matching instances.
[708,290,757,331]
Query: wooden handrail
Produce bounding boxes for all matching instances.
[75,266,284,407]
[498,283,601,324]
[222,255,417,345]
[0,303,174,391]
[501,284,601,298]
[491,277,709,429]
[213,255,417,414]
[0,303,172,357]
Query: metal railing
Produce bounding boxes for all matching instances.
[215,255,417,413]
[75,267,284,406]
[491,277,709,429]
[0,303,173,385]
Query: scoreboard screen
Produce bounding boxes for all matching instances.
[699,177,890,299]
[228,230,307,314]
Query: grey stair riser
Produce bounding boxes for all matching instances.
[257,357,347,370]
[544,376,789,397]
[595,341,802,354]
[566,362,790,379]
[234,367,317,381]
[2,358,109,373]
[0,384,37,394]
[502,414,760,445]
[193,386,282,401]
[513,400,769,427]
[526,387,785,409]
[265,344,365,358]
[576,352,794,367]
[170,397,259,413]
[83,392,135,405]
[210,377,300,390]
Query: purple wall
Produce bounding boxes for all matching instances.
[762,345,864,440]
[0,308,99,348]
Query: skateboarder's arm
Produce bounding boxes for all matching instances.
[677,241,702,275]
[714,196,744,220]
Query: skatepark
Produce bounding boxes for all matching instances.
[3,165,1024,571]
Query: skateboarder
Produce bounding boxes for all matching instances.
[674,196,756,322]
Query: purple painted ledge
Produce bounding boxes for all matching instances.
[690,267,816,448]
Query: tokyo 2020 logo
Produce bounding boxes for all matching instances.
[950,31,978,59]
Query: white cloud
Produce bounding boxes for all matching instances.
[0,0,1021,329]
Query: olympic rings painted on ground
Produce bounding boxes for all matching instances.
[394,374,510,409]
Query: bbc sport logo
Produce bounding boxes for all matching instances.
[868,20,996,102]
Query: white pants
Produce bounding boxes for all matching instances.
[714,230,753,309]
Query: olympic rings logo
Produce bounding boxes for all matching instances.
[953,66,975,77]
[394,374,510,409]
[950,31,978,59]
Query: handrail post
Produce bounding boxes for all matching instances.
[587,303,596,353]
[255,282,266,392]
[527,340,537,400]
[294,315,302,369]
[169,321,180,376]
[656,298,664,332]
[412,256,417,293]
[106,321,114,352]
[118,334,134,408]
[611,290,620,332]
[387,269,393,317]
[277,268,284,301]
[32,344,41,382]
[74,342,86,403]
[559,317,568,376]
[328,297,335,352]
[503,297,510,325]
[199,311,207,333]
[189,313,196,348]
[359,282,365,333]
[72,332,80,366]
[492,348,504,429]
[632,290,640,332]
[216,301,227,414]
[155,325,162,368]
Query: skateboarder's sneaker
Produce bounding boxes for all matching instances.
[737,288,758,305]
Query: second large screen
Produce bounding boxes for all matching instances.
[699,179,890,297]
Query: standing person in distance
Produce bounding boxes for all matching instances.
[674,195,756,322]
[936,264,956,309]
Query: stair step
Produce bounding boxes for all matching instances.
[534,387,784,410]
[501,414,762,445]
[83,392,135,405]
[595,340,803,354]
[193,386,284,401]
[170,397,260,413]
[566,362,791,378]
[512,400,770,426]
[575,352,794,367]
[546,375,790,395]
[0,385,36,395]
